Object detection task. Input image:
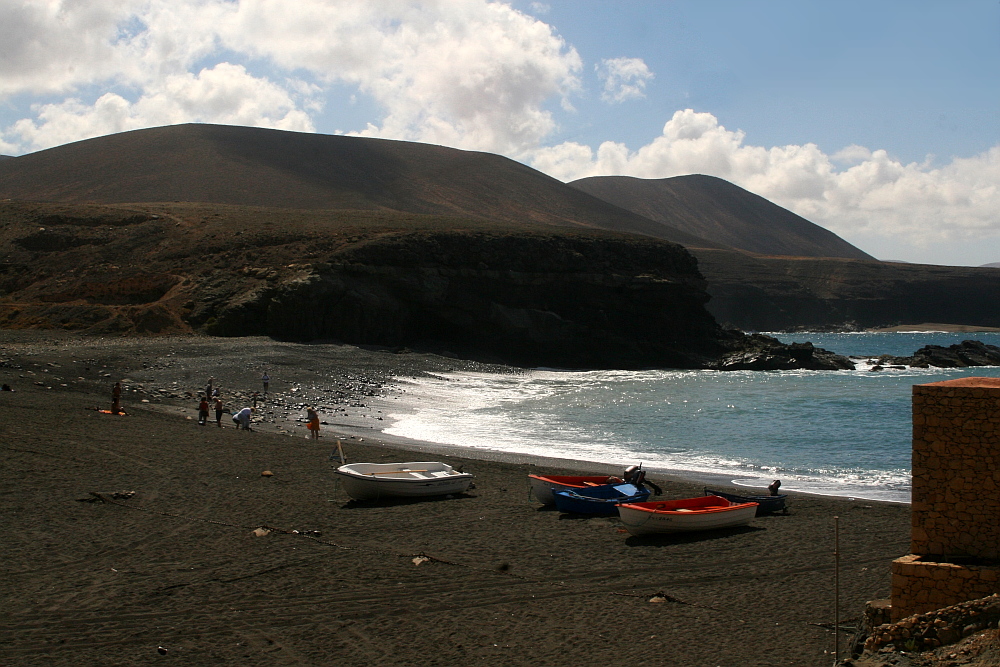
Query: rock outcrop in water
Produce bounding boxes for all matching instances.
[872,340,1000,369]
[709,334,855,371]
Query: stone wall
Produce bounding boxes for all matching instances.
[867,593,1000,652]
[891,555,1000,620]
[890,377,1000,620]
[911,377,1000,559]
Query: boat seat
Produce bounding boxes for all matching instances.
[430,471,451,478]
[407,472,431,478]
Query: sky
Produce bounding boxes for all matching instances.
[1,1,998,267]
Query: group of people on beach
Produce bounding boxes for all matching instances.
[196,376,250,429]
[192,371,321,437]
[108,370,321,436]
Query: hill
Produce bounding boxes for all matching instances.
[0,124,720,250]
[1,124,998,338]
[0,200,737,368]
[570,174,873,259]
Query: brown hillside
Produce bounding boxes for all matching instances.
[570,174,873,259]
[0,200,738,368]
[0,124,721,249]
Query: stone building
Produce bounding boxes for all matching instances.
[889,377,1000,620]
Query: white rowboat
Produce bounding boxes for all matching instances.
[617,495,758,536]
[334,462,473,500]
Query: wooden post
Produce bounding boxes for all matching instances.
[834,515,840,664]
[336,439,347,465]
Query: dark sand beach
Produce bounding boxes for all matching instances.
[0,333,911,666]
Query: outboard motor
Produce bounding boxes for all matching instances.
[622,465,641,484]
[767,479,781,496]
[622,464,662,496]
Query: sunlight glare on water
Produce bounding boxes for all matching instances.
[384,333,1000,502]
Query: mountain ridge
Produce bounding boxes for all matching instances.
[0,123,722,250]
[570,173,873,260]
[1,124,997,339]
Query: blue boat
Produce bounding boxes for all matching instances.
[704,488,787,516]
[552,483,651,515]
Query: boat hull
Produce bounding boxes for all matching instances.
[704,488,787,516]
[617,496,758,535]
[528,474,615,505]
[552,483,650,516]
[334,462,473,500]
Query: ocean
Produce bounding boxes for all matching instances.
[383,332,1000,503]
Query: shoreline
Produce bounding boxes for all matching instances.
[367,371,915,505]
[866,323,1000,333]
[0,329,919,504]
[1,330,914,666]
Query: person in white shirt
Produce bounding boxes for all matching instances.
[233,407,254,431]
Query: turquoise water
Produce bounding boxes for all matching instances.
[384,333,1000,503]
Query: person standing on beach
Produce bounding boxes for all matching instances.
[261,371,270,395]
[306,407,320,439]
[233,406,254,431]
[198,396,209,425]
[214,397,224,427]
[111,381,122,414]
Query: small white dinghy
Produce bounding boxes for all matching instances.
[617,495,758,536]
[334,462,473,500]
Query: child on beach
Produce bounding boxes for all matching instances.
[111,381,122,414]
[306,407,320,439]
[261,372,270,394]
[214,397,224,427]
[198,397,209,425]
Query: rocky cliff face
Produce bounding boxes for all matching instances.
[203,231,727,369]
[692,249,1000,331]
[0,201,857,370]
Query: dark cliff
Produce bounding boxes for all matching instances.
[206,230,726,368]
[0,201,733,369]
[693,249,1000,331]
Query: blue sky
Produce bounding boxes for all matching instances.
[2,1,998,266]
[528,1,999,165]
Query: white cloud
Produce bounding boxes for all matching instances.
[8,64,315,152]
[529,109,1000,256]
[0,0,135,97]
[596,57,653,103]
[1,0,582,158]
[0,0,228,98]
[215,0,582,155]
[1,2,997,265]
